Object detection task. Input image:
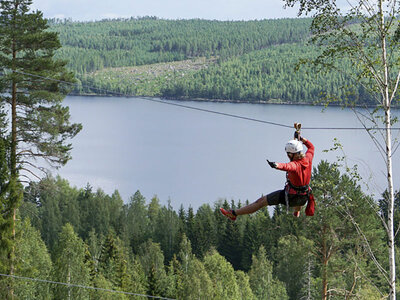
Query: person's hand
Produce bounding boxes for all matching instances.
[294,131,301,141]
[266,159,277,169]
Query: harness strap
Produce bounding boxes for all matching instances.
[285,177,315,217]
[287,181,310,195]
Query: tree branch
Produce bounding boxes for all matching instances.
[390,70,400,103]
[20,167,41,181]
[340,199,390,282]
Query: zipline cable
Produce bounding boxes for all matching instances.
[0,273,176,300]
[7,69,400,131]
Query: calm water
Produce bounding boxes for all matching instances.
[57,96,400,210]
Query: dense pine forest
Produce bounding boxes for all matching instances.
[14,161,399,299]
[50,17,377,105]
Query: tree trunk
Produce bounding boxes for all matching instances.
[9,37,17,300]
[9,2,20,298]
[68,266,71,300]
[321,225,328,300]
[379,1,396,298]
[384,94,396,300]
[322,257,328,300]
[384,100,396,300]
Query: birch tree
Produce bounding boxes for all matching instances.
[283,0,400,298]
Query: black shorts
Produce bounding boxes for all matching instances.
[266,190,309,207]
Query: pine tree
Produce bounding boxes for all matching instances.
[185,205,196,247]
[218,200,242,269]
[137,239,168,297]
[124,190,149,253]
[148,196,161,236]
[98,231,140,293]
[0,1,81,293]
[193,204,217,258]
[0,0,81,180]
[153,200,180,262]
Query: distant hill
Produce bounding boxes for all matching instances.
[51,17,375,105]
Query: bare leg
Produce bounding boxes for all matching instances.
[235,195,268,216]
[293,205,301,217]
[293,206,301,212]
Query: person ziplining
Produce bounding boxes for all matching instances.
[220,123,315,220]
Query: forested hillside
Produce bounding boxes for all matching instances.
[52,17,312,73]
[13,161,399,299]
[50,17,377,105]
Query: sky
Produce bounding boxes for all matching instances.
[30,0,300,21]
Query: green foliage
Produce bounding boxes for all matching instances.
[192,204,217,258]
[181,257,214,299]
[153,200,180,263]
[203,249,241,299]
[162,44,372,104]
[137,239,168,297]
[52,223,90,299]
[122,190,150,253]
[51,18,312,74]
[170,235,214,299]
[13,161,395,298]
[4,1,397,297]
[47,17,387,105]
[13,219,53,299]
[79,41,375,105]
[218,200,243,269]
[98,231,146,296]
[309,160,387,298]
[379,190,400,247]
[275,235,314,300]
[89,273,115,300]
[248,246,288,300]
[235,270,256,300]
[286,0,400,106]
[0,3,81,292]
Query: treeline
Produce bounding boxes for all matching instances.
[13,161,399,299]
[51,17,312,73]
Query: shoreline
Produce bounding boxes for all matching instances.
[67,93,393,108]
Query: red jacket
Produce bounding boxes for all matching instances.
[276,139,315,192]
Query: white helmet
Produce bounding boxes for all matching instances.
[285,139,303,154]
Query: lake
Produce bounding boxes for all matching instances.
[57,96,400,211]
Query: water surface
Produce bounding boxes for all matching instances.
[57,96,400,210]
